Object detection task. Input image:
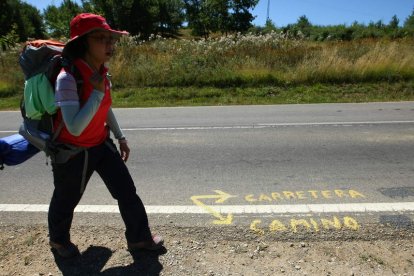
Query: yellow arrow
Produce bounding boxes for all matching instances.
[191,190,236,225]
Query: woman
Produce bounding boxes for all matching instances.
[48,13,163,258]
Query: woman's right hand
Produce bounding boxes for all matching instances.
[89,72,105,93]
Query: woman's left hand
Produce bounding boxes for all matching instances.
[119,142,130,162]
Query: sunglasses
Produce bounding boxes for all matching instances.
[88,34,118,45]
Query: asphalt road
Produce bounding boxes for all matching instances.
[1,102,414,230]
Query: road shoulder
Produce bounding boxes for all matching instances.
[1,223,413,276]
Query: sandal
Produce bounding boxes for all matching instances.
[127,235,164,251]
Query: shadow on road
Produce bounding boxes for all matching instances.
[378,187,414,199]
[380,215,413,229]
[53,245,166,275]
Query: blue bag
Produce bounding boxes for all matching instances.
[0,134,39,170]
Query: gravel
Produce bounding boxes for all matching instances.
[0,223,413,275]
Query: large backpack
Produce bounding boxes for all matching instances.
[18,39,84,164]
[0,40,64,170]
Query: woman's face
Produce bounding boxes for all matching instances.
[86,30,118,64]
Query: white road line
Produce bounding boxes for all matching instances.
[120,120,414,131]
[0,202,413,214]
[257,120,414,127]
[2,120,414,134]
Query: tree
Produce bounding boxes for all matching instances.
[404,9,414,30]
[295,15,312,37]
[154,0,185,36]
[184,0,210,37]
[388,15,399,29]
[81,0,119,30]
[121,0,154,38]
[0,0,44,41]
[229,0,259,33]
[82,0,184,39]
[0,24,19,52]
[374,20,385,29]
[296,15,311,29]
[44,0,82,38]
[184,0,258,37]
[206,0,231,34]
[263,18,277,33]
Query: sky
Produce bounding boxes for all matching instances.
[25,0,414,27]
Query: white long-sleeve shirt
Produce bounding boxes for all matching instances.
[55,71,125,139]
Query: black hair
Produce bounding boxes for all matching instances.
[62,35,88,61]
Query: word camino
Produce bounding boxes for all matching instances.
[250,215,360,234]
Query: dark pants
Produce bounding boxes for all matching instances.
[48,139,152,244]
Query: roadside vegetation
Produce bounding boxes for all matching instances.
[1,33,413,109]
[112,32,414,88]
[0,0,413,109]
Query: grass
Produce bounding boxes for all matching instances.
[1,81,413,110]
[0,96,21,110]
[24,235,35,247]
[0,35,413,110]
[360,253,385,266]
[110,35,414,88]
[111,81,414,108]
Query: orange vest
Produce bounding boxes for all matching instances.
[54,59,112,147]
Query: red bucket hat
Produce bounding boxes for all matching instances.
[68,13,129,43]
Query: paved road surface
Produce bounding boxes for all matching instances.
[1,102,414,233]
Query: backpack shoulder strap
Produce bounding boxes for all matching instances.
[70,64,84,98]
[61,59,84,98]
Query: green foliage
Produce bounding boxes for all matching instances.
[404,9,414,28]
[273,14,410,41]
[184,0,209,37]
[109,81,414,107]
[280,15,313,39]
[389,15,399,29]
[0,80,19,98]
[296,15,312,36]
[0,34,413,108]
[153,0,185,36]
[0,24,19,52]
[110,33,414,91]
[404,8,414,37]
[44,0,82,38]
[2,0,413,42]
[249,19,278,35]
[0,48,23,106]
[116,0,154,38]
[264,19,278,32]
[82,0,184,39]
[184,0,259,37]
[0,0,44,41]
